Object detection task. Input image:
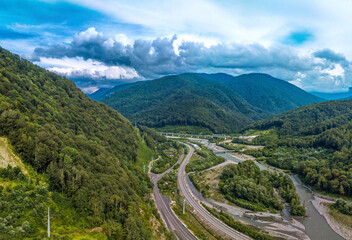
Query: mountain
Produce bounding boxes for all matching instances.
[250,99,352,140]
[199,73,324,113]
[88,87,111,100]
[246,99,352,199]
[102,73,271,133]
[0,47,165,239]
[310,90,352,100]
[89,81,143,101]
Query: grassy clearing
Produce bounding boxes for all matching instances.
[328,205,352,228]
[159,170,223,239]
[189,167,226,202]
[136,134,155,168]
[172,201,223,240]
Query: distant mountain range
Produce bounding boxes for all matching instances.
[89,81,144,101]
[94,72,323,133]
[198,73,323,113]
[310,90,352,100]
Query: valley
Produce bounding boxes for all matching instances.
[1,46,352,240]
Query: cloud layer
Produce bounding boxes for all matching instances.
[32,27,352,92]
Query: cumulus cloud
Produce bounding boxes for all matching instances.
[32,28,352,92]
[36,56,139,80]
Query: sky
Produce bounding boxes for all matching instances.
[1,0,352,93]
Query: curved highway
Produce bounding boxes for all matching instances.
[148,151,197,240]
[178,144,252,240]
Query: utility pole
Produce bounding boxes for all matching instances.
[183,199,186,214]
[47,207,50,238]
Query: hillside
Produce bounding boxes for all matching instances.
[245,99,352,199]
[0,47,167,239]
[199,73,324,113]
[102,73,270,133]
[89,81,143,101]
[251,100,352,139]
[310,90,352,100]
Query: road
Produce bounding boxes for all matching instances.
[178,144,252,240]
[148,151,197,240]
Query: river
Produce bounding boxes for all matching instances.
[192,139,345,240]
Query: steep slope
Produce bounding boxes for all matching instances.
[102,73,270,133]
[251,100,352,139]
[246,99,352,199]
[88,87,111,101]
[0,47,165,239]
[200,73,324,113]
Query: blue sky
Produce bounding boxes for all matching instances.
[1,0,352,93]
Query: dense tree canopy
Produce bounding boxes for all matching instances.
[0,47,164,239]
[102,73,270,133]
[220,161,305,215]
[246,100,352,199]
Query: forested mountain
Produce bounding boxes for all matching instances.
[246,99,352,199]
[200,73,324,113]
[251,100,352,140]
[102,73,271,133]
[0,47,166,239]
[310,90,352,100]
[89,81,143,101]
[98,72,324,133]
[88,87,111,101]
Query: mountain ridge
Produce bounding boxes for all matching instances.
[100,72,324,133]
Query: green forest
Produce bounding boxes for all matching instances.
[0,47,168,239]
[185,148,225,173]
[245,100,352,199]
[219,161,305,215]
[102,73,270,133]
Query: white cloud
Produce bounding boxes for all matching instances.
[36,56,140,80]
[81,86,99,94]
[64,0,352,59]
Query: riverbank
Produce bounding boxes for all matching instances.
[190,166,310,240]
[181,137,346,239]
[312,196,350,240]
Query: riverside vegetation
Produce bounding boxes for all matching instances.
[219,161,305,215]
[185,147,225,173]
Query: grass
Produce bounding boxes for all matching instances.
[202,204,276,240]
[189,168,226,202]
[158,170,223,240]
[328,204,352,232]
[172,200,223,240]
[136,132,156,169]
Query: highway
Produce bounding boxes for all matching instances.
[148,151,197,240]
[178,144,252,240]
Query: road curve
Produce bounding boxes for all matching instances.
[148,150,197,240]
[178,144,252,240]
